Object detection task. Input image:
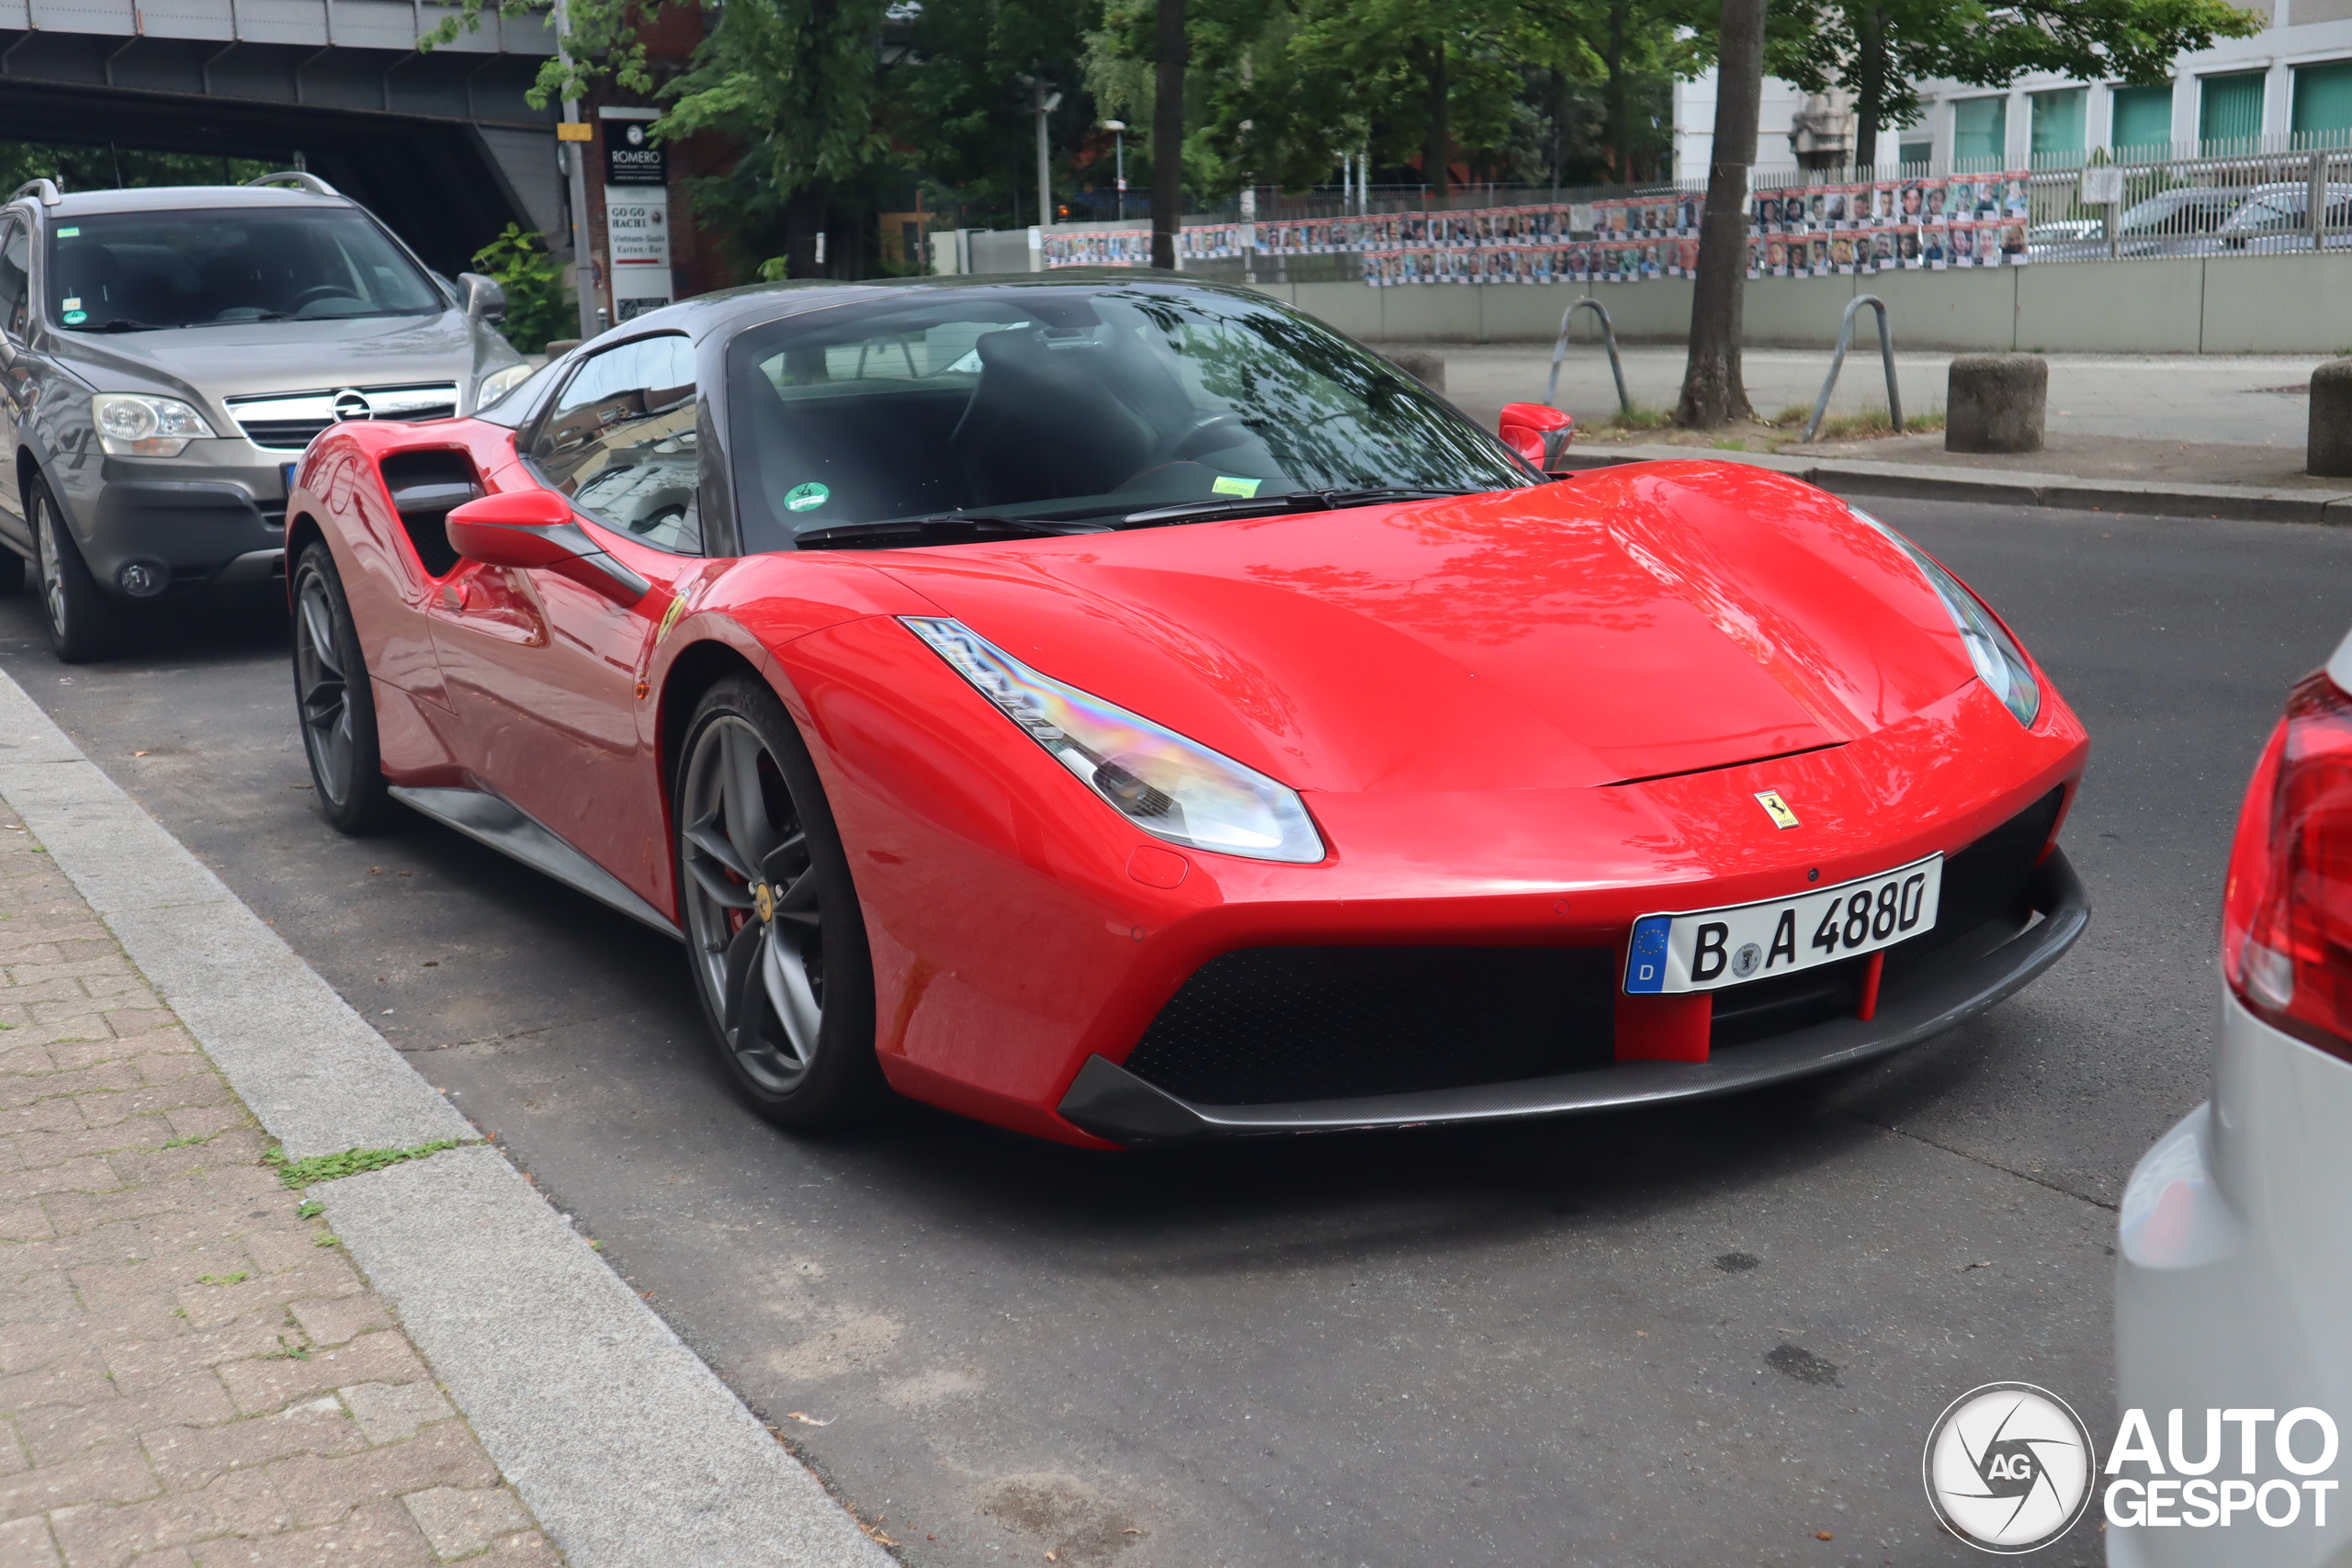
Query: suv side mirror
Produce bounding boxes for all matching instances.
[458,272,507,323]
[446,487,650,605]
[1499,401,1576,472]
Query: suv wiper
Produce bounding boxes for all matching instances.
[79,318,163,333]
[794,513,1100,550]
[187,313,291,327]
[1118,486,1482,528]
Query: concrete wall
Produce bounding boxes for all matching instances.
[1257,252,2352,354]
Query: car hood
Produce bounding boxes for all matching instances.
[875,462,1986,794]
[50,309,502,407]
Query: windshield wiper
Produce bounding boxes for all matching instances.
[186,313,291,327]
[794,513,1101,550]
[1117,486,1483,528]
[78,318,163,333]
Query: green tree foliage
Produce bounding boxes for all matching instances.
[469,224,574,354]
[1768,0,2265,166]
[0,142,273,195]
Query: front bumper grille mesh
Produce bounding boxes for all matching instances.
[1120,786,2066,1107]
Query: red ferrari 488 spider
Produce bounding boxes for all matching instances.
[286,275,2087,1147]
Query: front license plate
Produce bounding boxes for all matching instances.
[1623,854,1942,994]
[280,461,299,498]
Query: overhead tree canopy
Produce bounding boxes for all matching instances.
[1767,0,2266,168]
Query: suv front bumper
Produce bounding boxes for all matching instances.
[50,442,291,602]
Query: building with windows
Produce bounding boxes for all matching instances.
[1675,8,2352,180]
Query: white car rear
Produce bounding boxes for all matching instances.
[2111,628,2352,1566]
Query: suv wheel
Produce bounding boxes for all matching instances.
[28,476,119,663]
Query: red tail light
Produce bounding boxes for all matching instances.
[2222,671,2352,1055]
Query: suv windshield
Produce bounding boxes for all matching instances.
[45,207,443,331]
[725,282,1533,551]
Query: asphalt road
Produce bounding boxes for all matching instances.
[3,495,2345,1567]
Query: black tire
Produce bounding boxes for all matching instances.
[289,541,390,833]
[674,674,885,1129]
[28,474,119,662]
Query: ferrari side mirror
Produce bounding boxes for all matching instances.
[1499,401,1575,473]
[446,488,650,605]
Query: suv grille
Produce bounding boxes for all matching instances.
[227,383,460,450]
[1120,787,2066,1106]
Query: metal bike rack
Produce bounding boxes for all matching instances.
[1801,295,1903,444]
[1544,298,1632,418]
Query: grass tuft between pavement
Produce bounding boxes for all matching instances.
[263,1139,473,1189]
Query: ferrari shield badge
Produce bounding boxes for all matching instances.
[1754,790,1801,829]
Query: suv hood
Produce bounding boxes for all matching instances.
[50,309,500,409]
[876,463,1984,794]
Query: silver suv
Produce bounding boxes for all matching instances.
[0,174,530,660]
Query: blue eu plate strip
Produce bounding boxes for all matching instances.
[1623,915,1671,994]
[281,462,299,497]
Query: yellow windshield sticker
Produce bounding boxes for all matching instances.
[1210,476,1261,498]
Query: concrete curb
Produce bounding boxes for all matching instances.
[0,669,890,1568]
[1558,443,2352,524]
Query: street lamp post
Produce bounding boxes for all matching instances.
[1103,120,1126,223]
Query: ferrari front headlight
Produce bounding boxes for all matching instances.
[904,616,1326,863]
[93,392,214,457]
[1851,506,2040,728]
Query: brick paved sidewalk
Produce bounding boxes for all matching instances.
[0,804,560,1567]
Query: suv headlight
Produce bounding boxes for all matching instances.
[1851,506,2040,728]
[476,363,532,411]
[904,616,1327,863]
[93,393,215,457]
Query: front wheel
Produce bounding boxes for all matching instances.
[290,541,390,832]
[675,674,884,1129]
[28,476,119,663]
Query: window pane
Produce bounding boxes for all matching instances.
[1953,96,2008,171]
[536,333,700,553]
[44,208,440,331]
[2111,85,2176,156]
[2031,88,2087,167]
[2294,61,2352,145]
[2200,71,2267,151]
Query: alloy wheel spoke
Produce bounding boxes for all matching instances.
[301,679,345,730]
[719,916,764,1039]
[755,832,807,885]
[299,595,344,678]
[684,809,752,881]
[718,724,780,869]
[759,924,823,1066]
[685,854,756,909]
[770,866,821,928]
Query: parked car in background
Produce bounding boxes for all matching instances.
[2111,626,2352,1567]
[0,173,530,660]
[2216,181,2352,250]
[2031,186,2250,261]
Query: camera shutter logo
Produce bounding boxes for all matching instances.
[1923,1382,2095,1553]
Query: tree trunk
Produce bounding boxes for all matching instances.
[1674,0,1763,428]
[786,186,828,280]
[1423,40,1450,205]
[1151,0,1187,270]
[1854,4,1884,173]
[1603,0,1629,184]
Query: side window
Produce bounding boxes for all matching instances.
[0,221,28,342]
[532,333,699,553]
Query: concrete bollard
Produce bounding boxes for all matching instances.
[1379,349,1446,395]
[1945,354,2047,454]
[2309,361,2352,477]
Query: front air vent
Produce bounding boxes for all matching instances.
[378,449,483,576]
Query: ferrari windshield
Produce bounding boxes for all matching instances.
[45,208,443,331]
[725,282,1534,550]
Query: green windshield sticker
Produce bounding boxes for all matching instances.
[61,310,85,324]
[1210,476,1262,498]
[54,227,77,238]
[785,481,831,513]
